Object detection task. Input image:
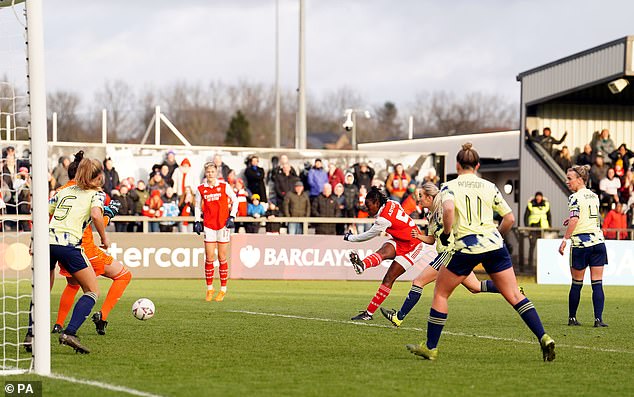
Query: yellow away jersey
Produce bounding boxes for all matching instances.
[441,174,512,254]
[427,206,454,254]
[567,188,604,248]
[48,185,105,247]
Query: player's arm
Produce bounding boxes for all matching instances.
[87,191,108,245]
[411,228,435,245]
[492,187,514,236]
[346,217,390,242]
[441,200,454,235]
[559,196,580,255]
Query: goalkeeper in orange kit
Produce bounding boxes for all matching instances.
[52,151,132,336]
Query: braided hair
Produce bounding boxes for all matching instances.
[67,150,84,180]
[366,185,388,207]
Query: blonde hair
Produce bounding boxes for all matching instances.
[456,142,480,169]
[568,164,591,183]
[421,182,442,215]
[75,158,103,190]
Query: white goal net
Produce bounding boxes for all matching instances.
[0,0,48,374]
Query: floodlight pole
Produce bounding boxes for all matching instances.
[296,0,307,149]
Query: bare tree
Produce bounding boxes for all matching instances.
[47,91,90,142]
[93,79,140,143]
[410,91,517,137]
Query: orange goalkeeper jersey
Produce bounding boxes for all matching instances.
[57,180,110,258]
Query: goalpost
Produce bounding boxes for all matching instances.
[0,0,49,375]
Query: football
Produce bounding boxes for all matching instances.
[132,298,155,320]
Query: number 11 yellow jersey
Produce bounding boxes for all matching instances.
[441,173,512,254]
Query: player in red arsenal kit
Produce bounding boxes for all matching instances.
[344,186,428,320]
[194,162,238,302]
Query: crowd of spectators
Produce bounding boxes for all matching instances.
[0,146,439,235]
[528,127,634,238]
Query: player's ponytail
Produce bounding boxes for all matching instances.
[67,150,84,180]
[456,142,480,170]
[366,186,388,207]
[568,164,591,184]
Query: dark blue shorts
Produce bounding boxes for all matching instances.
[446,247,512,276]
[50,245,90,274]
[570,243,608,270]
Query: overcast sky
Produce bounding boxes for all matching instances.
[39,0,634,109]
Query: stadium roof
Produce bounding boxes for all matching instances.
[517,36,634,106]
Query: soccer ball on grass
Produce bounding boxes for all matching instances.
[132,298,155,320]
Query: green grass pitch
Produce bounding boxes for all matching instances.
[4,278,634,396]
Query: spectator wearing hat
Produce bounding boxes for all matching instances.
[162,150,179,179]
[590,152,609,192]
[246,194,266,233]
[283,180,310,234]
[312,183,340,235]
[143,190,164,233]
[244,155,267,202]
[172,158,196,197]
[353,162,375,190]
[103,157,120,197]
[307,158,328,200]
[576,144,594,167]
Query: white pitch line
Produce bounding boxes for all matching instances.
[228,309,634,355]
[44,373,163,397]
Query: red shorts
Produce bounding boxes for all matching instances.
[59,248,113,278]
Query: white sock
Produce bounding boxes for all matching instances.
[220,286,227,293]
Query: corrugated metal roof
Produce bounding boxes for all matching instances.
[358,130,519,173]
[517,36,634,105]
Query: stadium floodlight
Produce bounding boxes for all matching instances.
[503,180,513,195]
[607,78,629,94]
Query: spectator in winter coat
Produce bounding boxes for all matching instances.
[148,171,168,197]
[160,187,179,232]
[102,157,120,197]
[555,146,573,171]
[311,183,340,235]
[535,127,567,156]
[246,194,267,234]
[112,185,135,232]
[307,158,328,199]
[327,163,345,189]
[161,150,179,179]
[353,162,375,190]
[244,155,267,202]
[274,163,298,203]
[592,129,616,165]
[343,173,359,219]
[283,181,311,235]
[160,164,174,188]
[334,183,346,235]
[590,153,609,192]
[400,182,421,218]
[609,144,634,175]
[602,203,627,240]
[385,163,411,202]
[143,190,164,233]
[178,186,195,233]
[51,155,70,189]
[576,144,594,167]
[213,154,232,181]
[172,158,196,196]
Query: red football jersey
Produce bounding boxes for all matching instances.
[348,200,418,256]
[196,181,238,230]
